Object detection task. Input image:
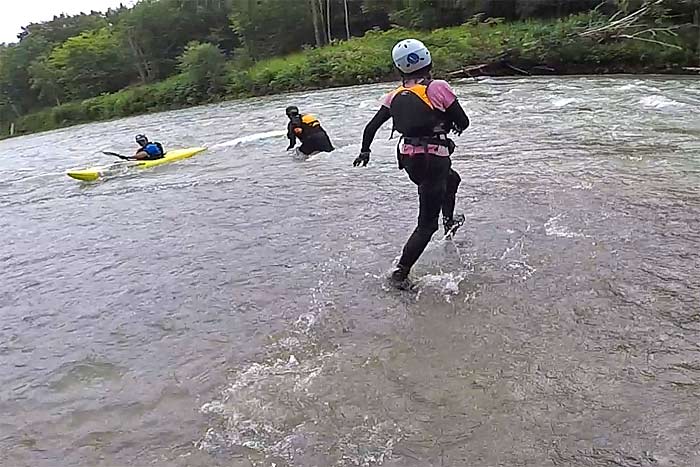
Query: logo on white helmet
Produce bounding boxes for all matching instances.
[406,53,420,65]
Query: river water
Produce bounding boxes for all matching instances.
[1,76,699,467]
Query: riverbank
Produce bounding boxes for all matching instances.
[6,12,695,138]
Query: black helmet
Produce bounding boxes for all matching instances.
[285,106,299,117]
[135,134,148,146]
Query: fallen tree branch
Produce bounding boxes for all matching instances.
[504,62,531,76]
[616,34,684,49]
[446,60,531,78]
[447,63,490,77]
[578,0,683,49]
[445,0,686,78]
[580,4,655,36]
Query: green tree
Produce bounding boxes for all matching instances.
[387,0,471,29]
[231,0,315,58]
[178,41,227,94]
[47,28,133,100]
[0,36,50,116]
[118,0,237,83]
[28,58,64,106]
[18,12,108,44]
[0,12,107,115]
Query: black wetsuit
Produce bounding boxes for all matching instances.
[288,115,334,155]
[361,99,469,272]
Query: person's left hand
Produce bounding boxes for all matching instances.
[353,151,370,167]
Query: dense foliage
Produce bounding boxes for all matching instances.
[1,0,698,136]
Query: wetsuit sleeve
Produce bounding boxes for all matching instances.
[445,99,470,134]
[361,107,391,152]
[287,122,296,146]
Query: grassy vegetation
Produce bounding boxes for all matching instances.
[9,13,693,137]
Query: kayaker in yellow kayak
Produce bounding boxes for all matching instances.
[134,134,165,160]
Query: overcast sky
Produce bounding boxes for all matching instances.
[1,0,137,44]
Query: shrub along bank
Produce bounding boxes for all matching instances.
[9,13,694,137]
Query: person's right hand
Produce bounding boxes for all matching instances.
[353,151,370,167]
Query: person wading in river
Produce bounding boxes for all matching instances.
[285,106,334,158]
[353,39,470,290]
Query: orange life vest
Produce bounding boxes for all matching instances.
[389,81,449,138]
[293,114,321,136]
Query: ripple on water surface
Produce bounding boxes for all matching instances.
[1,76,699,467]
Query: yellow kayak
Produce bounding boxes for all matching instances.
[67,147,207,181]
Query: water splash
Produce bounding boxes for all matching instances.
[414,270,467,301]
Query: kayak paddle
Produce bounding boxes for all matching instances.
[103,151,136,161]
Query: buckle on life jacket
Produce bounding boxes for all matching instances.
[403,134,449,147]
[402,134,455,156]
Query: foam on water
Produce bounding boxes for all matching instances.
[544,214,586,238]
[211,130,286,149]
[639,95,687,111]
[551,97,580,107]
[197,330,402,467]
[197,256,403,466]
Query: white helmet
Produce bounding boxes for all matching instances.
[392,39,431,74]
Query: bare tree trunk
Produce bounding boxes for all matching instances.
[126,30,150,83]
[326,0,332,43]
[309,0,323,47]
[316,0,327,45]
[695,2,700,65]
[344,0,350,40]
